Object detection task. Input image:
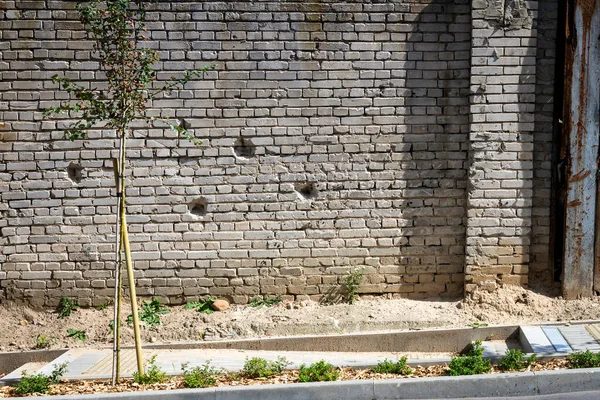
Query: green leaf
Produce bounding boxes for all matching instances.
[66,328,86,342]
[185,298,215,314]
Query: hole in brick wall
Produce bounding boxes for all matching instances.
[295,183,318,200]
[233,138,256,159]
[189,197,208,216]
[67,162,83,183]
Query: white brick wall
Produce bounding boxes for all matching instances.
[465,0,539,292]
[0,0,554,307]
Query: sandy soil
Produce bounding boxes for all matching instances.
[2,285,600,352]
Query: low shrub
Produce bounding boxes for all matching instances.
[133,355,168,384]
[242,357,290,378]
[567,350,600,369]
[181,362,221,388]
[372,357,412,375]
[343,267,364,304]
[498,349,536,371]
[447,341,492,376]
[13,362,68,395]
[298,360,339,382]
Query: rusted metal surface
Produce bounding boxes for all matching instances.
[562,0,600,299]
[596,176,600,292]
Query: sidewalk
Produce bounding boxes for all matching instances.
[1,347,451,382]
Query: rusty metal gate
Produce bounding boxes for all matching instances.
[560,0,600,299]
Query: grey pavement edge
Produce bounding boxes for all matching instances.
[9,367,600,400]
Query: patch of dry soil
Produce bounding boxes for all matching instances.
[2,285,600,352]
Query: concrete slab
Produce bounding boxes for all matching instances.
[374,372,538,399]
[520,326,555,353]
[217,380,373,400]
[0,349,66,375]
[535,367,600,395]
[0,362,47,381]
[481,341,508,359]
[541,326,571,353]
[145,324,520,354]
[558,325,600,352]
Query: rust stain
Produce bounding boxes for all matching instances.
[565,1,572,40]
[568,199,583,207]
[579,0,597,30]
[571,169,592,182]
[562,0,598,180]
[576,1,590,150]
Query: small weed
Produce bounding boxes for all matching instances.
[185,297,216,314]
[242,357,290,378]
[127,298,170,330]
[97,302,108,310]
[181,361,221,388]
[248,296,282,308]
[498,349,536,371]
[567,350,600,368]
[447,341,492,376]
[343,267,364,304]
[372,357,412,375]
[34,334,51,349]
[133,355,168,384]
[298,360,339,382]
[57,297,79,319]
[66,328,86,342]
[228,371,243,380]
[108,319,123,334]
[13,362,68,395]
[469,322,489,329]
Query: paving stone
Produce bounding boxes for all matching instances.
[541,326,571,353]
[482,341,508,359]
[558,326,600,352]
[520,326,555,353]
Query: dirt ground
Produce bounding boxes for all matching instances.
[2,285,600,352]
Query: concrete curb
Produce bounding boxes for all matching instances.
[0,350,67,376]
[1,325,521,375]
[10,367,600,400]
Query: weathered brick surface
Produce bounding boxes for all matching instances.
[0,0,553,306]
[530,0,558,287]
[464,0,541,293]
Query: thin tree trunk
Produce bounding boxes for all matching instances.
[118,132,144,375]
[111,137,124,384]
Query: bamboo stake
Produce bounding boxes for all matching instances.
[118,132,144,375]
[115,232,123,381]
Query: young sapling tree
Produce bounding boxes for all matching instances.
[43,0,214,383]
